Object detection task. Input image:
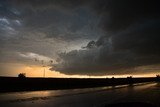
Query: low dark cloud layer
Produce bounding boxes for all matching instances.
[0,0,102,66]
[0,0,160,76]
[50,0,160,75]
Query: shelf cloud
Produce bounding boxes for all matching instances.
[0,0,160,76]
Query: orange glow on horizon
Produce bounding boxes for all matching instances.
[0,63,159,78]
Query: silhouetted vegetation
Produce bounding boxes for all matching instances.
[156,74,160,82]
[111,77,115,79]
[156,74,160,78]
[18,73,26,79]
[0,76,157,92]
[127,76,133,84]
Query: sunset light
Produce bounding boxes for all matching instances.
[0,0,160,106]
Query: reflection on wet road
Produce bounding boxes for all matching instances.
[0,82,160,107]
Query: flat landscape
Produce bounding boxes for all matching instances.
[0,77,157,92]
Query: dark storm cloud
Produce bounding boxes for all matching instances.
[0,1,18,19]
[0,0,103,69]
[94,0,160,33]
[50,0,160,75]
[112,19,160,54]
[1,0,160,75]
[8,0,103,41]
[11,0,90,9]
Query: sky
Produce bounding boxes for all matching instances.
[0,0,160,77]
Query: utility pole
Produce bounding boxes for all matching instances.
[41,60,46,78]
[43,66,46,78]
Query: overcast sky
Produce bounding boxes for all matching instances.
[0,0,160,77]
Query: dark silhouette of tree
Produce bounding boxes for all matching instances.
[156,74,160,82]
[156,74,160,78]
[111,77,115,79]
[18,73,26,79]
[127,76,133,79]
[127,76,133,84]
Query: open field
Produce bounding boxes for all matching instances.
[0,77,158,92]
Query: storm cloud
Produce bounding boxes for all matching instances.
[50,0,160,75]
[0,0,160,76]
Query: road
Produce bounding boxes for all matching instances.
[0,82,160,107]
